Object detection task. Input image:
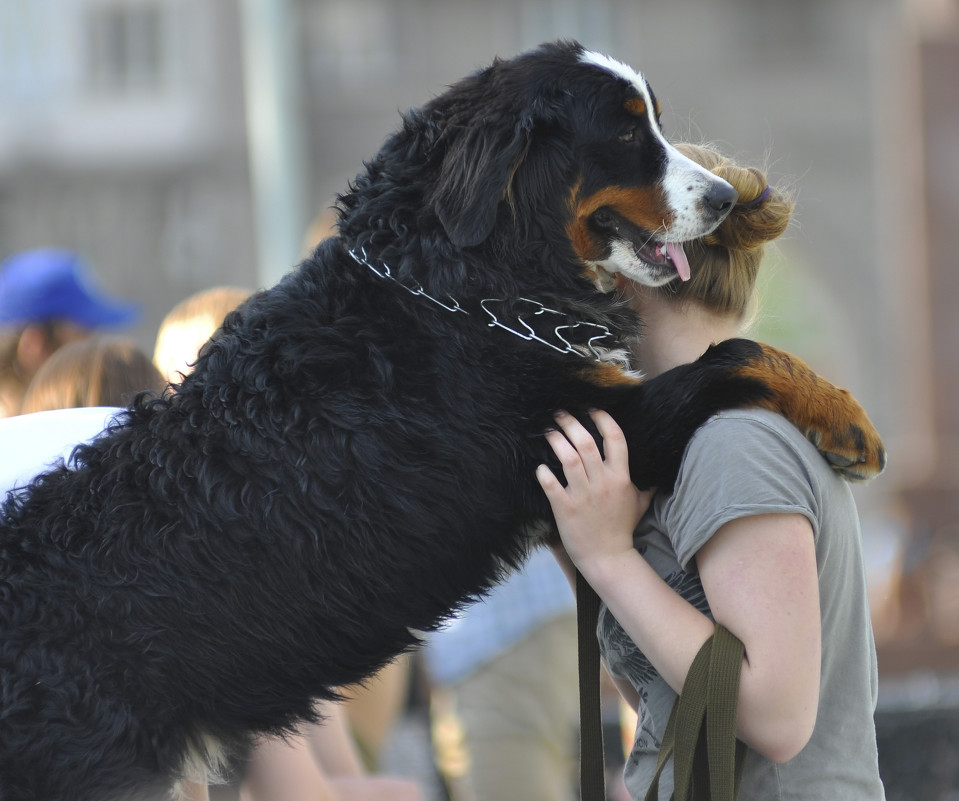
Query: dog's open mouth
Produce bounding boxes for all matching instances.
[634,239,691,282]
[590,208,692,283]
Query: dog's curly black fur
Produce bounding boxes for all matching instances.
[0,41,884,800]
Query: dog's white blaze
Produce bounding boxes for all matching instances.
[579,49,648,94]
[580,48,736,256]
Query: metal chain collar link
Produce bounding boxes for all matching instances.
[347,246,619,361]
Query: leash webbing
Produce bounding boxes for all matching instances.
[577,572,746,801]
[577,570,607,801]
[644,624,746,801]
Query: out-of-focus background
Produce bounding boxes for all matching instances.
[1,0,958,798]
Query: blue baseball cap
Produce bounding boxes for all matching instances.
[0,249,139,329]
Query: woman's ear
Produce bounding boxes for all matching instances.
[431,116,532,249]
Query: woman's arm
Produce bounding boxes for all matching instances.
[695,513,820,762]
[537,410,821,763]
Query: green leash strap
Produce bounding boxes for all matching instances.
[576,570,607,801]
[706,625,747,800]
[644,624,747,801]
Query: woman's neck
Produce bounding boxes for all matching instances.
[627,286,743,378]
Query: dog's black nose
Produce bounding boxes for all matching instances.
[706,182,738,214]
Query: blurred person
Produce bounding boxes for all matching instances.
[336,653,413,771]
[302,207,338,257]
[425,547,580,801]
[238,701,422,801]
[155,286,422,801]
[20,335,165,415]
[2,336,162,495]
[153,286,253,385]
[537,144,886,800]
[0,248,138,418]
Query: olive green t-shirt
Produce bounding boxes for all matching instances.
[598,409,886,800]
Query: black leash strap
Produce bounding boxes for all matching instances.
[577,569,606,801]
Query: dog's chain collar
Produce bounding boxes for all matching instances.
[347,246,619,361]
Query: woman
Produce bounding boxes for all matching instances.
[537,144,886,800]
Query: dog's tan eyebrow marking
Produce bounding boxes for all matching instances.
[625,98,646,116]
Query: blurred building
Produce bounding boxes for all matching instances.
[0,0,254,348]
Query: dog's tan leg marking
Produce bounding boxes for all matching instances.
[581,362,644,387]
[739,343,886,481]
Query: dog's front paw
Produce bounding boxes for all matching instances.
[737,342,887,482]
[802,396,887,482]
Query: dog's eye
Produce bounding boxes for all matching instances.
[618,128,637,143]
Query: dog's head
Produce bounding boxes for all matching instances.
[425,41,737,290]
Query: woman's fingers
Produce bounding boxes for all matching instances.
[535,462,563,499]
[542,428,588,488]
[589,409,629,470]
[551,411,606,477]
[541,410,634,502]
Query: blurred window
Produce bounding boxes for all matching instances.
[519,0,614,53]
[307,0,397,88]
[86,2,165,94]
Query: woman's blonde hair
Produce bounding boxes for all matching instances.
[662,143,795,318]
[20,336,165,414]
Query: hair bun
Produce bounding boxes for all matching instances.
[674,143,794,253]
[707,179,792,253]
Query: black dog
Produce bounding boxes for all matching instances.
[0,41,884,801]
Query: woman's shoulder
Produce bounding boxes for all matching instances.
[693,407,830,468]
[663,408,854,568]
[700,406,811,436]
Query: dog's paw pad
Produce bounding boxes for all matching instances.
[806,424,887,482]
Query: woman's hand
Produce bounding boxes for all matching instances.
[535,410,652,581]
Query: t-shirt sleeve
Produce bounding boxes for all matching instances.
[661,411,825,571]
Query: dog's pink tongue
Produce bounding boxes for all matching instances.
[666,242,691,282]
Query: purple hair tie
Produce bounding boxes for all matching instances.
[737,185,771,208]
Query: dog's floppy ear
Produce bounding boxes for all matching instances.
[432,115,532,249]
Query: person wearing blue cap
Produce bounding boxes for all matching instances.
[0,248,138,417]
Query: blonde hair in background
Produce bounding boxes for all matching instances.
[661,143,795,320]
[21,336,165,414]
[153,286,252,384]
